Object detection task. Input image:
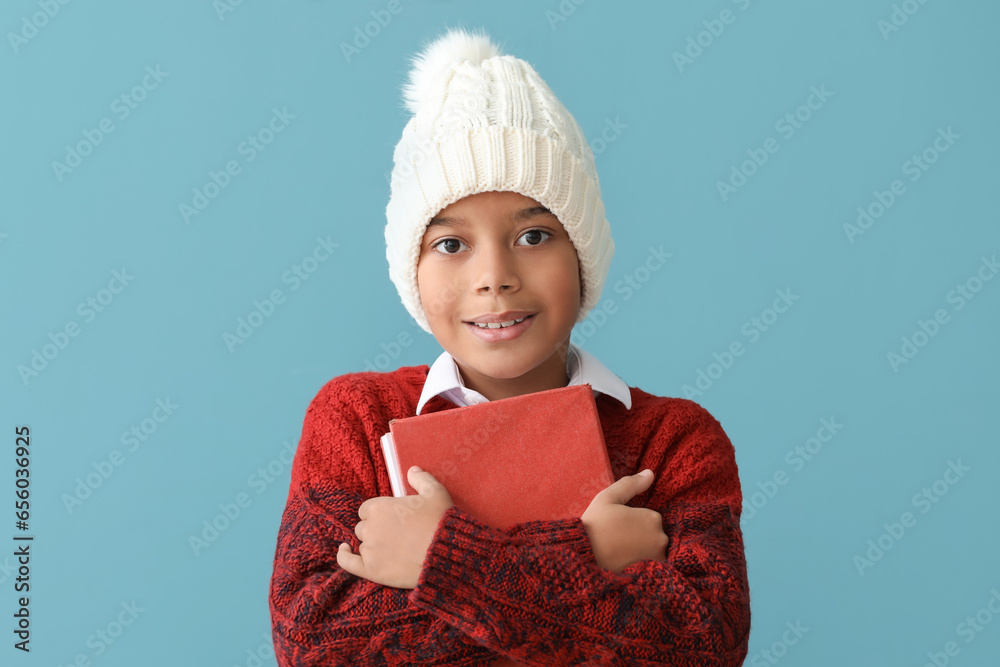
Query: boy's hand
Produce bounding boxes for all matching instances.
[581,469,669,574]
[337,466,453,589]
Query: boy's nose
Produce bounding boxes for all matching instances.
[474,246,521,294]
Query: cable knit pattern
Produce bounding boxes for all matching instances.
[268,365,751,666]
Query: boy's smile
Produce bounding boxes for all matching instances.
[416,190,583,402]
[464,310,535,342]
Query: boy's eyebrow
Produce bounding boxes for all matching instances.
[427,206,555,229]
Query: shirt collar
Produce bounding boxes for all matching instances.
[415,342,632,415]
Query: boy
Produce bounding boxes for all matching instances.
[269,27,750,666]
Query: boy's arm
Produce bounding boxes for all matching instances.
[268,379,507,667]
[408,400,751,667]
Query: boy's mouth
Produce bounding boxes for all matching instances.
[463,313,536,341]
[466,315,534,329]
[463,312,536,328]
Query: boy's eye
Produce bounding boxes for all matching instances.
[430,229,552,255]
[516,229,551,246]
[431,238,468,255]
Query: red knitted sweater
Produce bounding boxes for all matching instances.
[268,364,751,666]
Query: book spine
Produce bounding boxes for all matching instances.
[379,431,405,497]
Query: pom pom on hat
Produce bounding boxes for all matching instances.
[385,27,615,336]
[400,28,502,114]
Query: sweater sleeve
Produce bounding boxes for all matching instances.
[407,400,751,667]
[269,378,509,666]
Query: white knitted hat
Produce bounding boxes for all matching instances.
[385,27,614,335]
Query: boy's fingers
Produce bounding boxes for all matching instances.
[601,469,655,504]
[407,466,441,496]
[337,542,363,575]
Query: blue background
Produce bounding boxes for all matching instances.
[2,1,998,665]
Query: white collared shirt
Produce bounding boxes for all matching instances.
[415,342,632,415]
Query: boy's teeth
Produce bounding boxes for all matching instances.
[474,317,526,329]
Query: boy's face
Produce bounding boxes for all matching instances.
[416,190,582,401]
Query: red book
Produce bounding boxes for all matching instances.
[379,384,613,531]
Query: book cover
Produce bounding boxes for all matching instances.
[379,383,613,531]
